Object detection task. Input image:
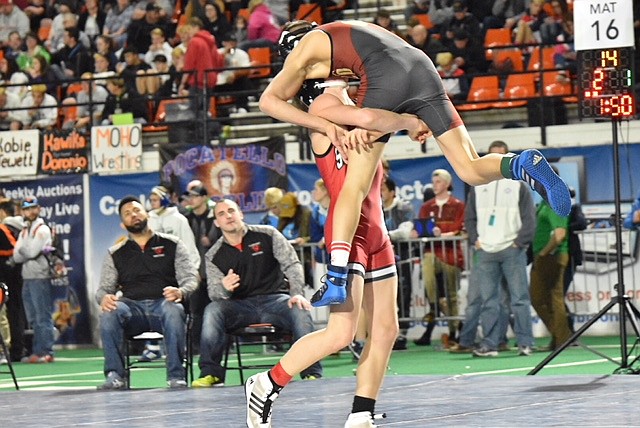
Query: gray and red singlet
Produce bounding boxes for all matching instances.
[319,21,463,137]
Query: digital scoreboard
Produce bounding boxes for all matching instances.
[574,0,636,119]
[578,47,635,119]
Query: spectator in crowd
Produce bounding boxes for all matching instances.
[266,0,289,25]
[92,52,117,85]
[624,190,640,231]
[0,87,22,130]
[449,28,488,75]
[530,167,571,351]
[94,34,118,71]
[260,187,283,228]
[276,192,311,247]
[403,0,430,25]
[101,77,149,124]
[232,14,249,45]
[216,32,252,114]
[2,62,29,99]
[183,181,219,353]
[77,0,106,44]
[127,2,170,55]
[0,0,30,46]
[179,17,223,130]
[440,1,481,49]
[453,140,536,357]
[411,169,465,348]
[373,9,401,36]
[25,54,56,95]
[0,198,26,362]
[512,0,547,46]
[12,197,55,364]
[136,53,171,96]
[309,178,330,268]
[17,84,58,130]
[47,9,92,54]
[552,17,576,75]
[407,23,445,63]
[3,31,23,62]
[65,72,109,130]
[436,51,467,101]
[483,0,528,33]
[239,0,282,51]
[144,28,174,67]
[539,0,570,45]
[95,196,198,389]
[24,0,53,36]
[50,26,93,81]
[204,2,231,47]
[116,46,151,95]
[16,32,52,72]
[191,199,322,387]
[381,176,415,351]
[151,47,186,98]
[103,0,135,49]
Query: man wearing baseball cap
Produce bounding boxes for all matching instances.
[12,197,56,363]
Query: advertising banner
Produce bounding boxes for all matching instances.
[159,137,287,213]
[91,124,143,174]
[0,175,90,344]
[0,129,40,178]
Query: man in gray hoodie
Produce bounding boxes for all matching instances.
[12,197,55,363]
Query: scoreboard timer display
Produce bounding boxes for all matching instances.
[578,47,635,119]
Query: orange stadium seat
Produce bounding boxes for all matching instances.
[484,28,512,61]
[456,75,500,111]
[493,73,537,108]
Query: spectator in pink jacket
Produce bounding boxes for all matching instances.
[239,0,282,51]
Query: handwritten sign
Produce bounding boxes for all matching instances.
[91,124,143,174]
[0,129,40,177]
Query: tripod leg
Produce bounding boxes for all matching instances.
[528,298,619,375]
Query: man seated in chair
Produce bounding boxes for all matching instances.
[192,199,322,387]
[95,196,198,390]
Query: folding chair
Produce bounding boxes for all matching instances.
[223,323,292,385]
[123,311,194,389]
[0,283,19,390]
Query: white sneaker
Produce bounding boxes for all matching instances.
[344,411,385,428]
[245,371,281,428]
[0,352,7,365]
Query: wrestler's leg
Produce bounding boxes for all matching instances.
[354,275,398,399]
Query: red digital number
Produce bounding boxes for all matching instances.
[600,95,635,118]
[585,68,605,98]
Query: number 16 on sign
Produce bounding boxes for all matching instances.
[574,0,634,51]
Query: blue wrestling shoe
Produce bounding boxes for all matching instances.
[311,264,348,307]
[511,149,571,217]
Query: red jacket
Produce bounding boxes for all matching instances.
[418,196,466,269]
[184,30,224,89]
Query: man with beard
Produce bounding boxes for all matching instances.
[95,196,198,389]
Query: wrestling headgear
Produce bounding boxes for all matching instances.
[150,185,171,208]
[278,20,318,59]
[297,79,349,107]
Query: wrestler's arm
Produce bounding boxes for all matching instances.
[311,94,431,146]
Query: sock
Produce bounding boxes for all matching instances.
[330,241,351,266]
[500,154,516,179]
[351,395,376,414]
[269,362,292,388]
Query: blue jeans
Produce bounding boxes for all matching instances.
[198,294,323,381]
[459,247,534,349]
[99,298,186,380]
[22,278,54,356]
